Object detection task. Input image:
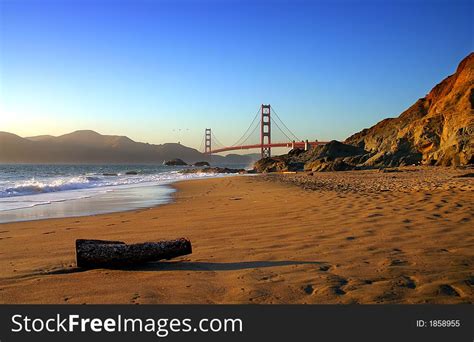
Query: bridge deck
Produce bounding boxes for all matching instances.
[209,141,328,154]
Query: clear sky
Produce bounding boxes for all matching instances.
[0,0,472,151]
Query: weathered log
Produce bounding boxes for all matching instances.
[76,238,192,268]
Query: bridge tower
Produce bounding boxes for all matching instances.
[205,128,212,154]
[260,104,271,158]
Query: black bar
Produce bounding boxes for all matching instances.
[0,305,472,341]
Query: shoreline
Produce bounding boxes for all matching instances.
[0,169,472,304]
[0,173,243,224]
[0,183,175,224]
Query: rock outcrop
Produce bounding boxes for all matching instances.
[254,141,368,172]
[346,53,473,167]
[253,148,306,173]
[180,167,245,174]
[192,161,210,167]
[163,158,188,166]
[254,53,474,172]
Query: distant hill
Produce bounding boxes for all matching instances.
[210,153,261,166]
[25,135,56,142]
[0,130,258,165]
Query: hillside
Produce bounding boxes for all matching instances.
[0,130,256,164]
[255,53,473,172]
[346,52,473,167]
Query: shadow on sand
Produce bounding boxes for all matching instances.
[126,260,324,272]
[45,260,324,275]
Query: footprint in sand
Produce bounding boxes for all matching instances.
[395,276,416,289]
[388,259,409,267]
[131,293,141,303]
[319,265,331,272]
[375,291,400,303]
[367,213,383,218]
[43,231,56,235]
[390,249,404,257]
[325,275,348,295]
[438,284,460,297]
[303,284,314,295]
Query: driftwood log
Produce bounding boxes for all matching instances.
[76,238,192,268]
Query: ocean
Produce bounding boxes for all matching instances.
[0,164,246,223]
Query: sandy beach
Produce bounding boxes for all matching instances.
[0,167,473,304]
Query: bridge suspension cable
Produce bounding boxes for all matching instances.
[236,117,260,146]
[202,104,315,156]
[271,116,295,142]
[210,131,226,149]
[198,133,205,153]
[271,107,300,141]
[230,106,261,147]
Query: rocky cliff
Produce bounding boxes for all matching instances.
[255,53,473,172]
[346,53,473,167]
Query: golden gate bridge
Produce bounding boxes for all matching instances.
[200,104,329,158]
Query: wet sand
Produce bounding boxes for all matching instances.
[0,167,473,304]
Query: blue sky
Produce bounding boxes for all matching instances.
[0,0,472,151]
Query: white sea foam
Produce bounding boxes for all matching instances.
[0,171,229,212]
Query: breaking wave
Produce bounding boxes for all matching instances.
[0,171,220,198]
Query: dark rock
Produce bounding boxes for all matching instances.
[254,141,367,173]
[125,171,138,175]
[287,148,307,157]
[254,156,305,173]
[103,173,118,176]
[192,161,210,167]
[303,140,367,161]
[180,167,245,174]
[305,157,356,172]
[163,158,187,166]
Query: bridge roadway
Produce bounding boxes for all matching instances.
[208,141,329,154]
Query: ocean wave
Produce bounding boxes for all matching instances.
[2,176,98,197]
[0,171,227,198]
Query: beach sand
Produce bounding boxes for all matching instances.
[0,167,473,304]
